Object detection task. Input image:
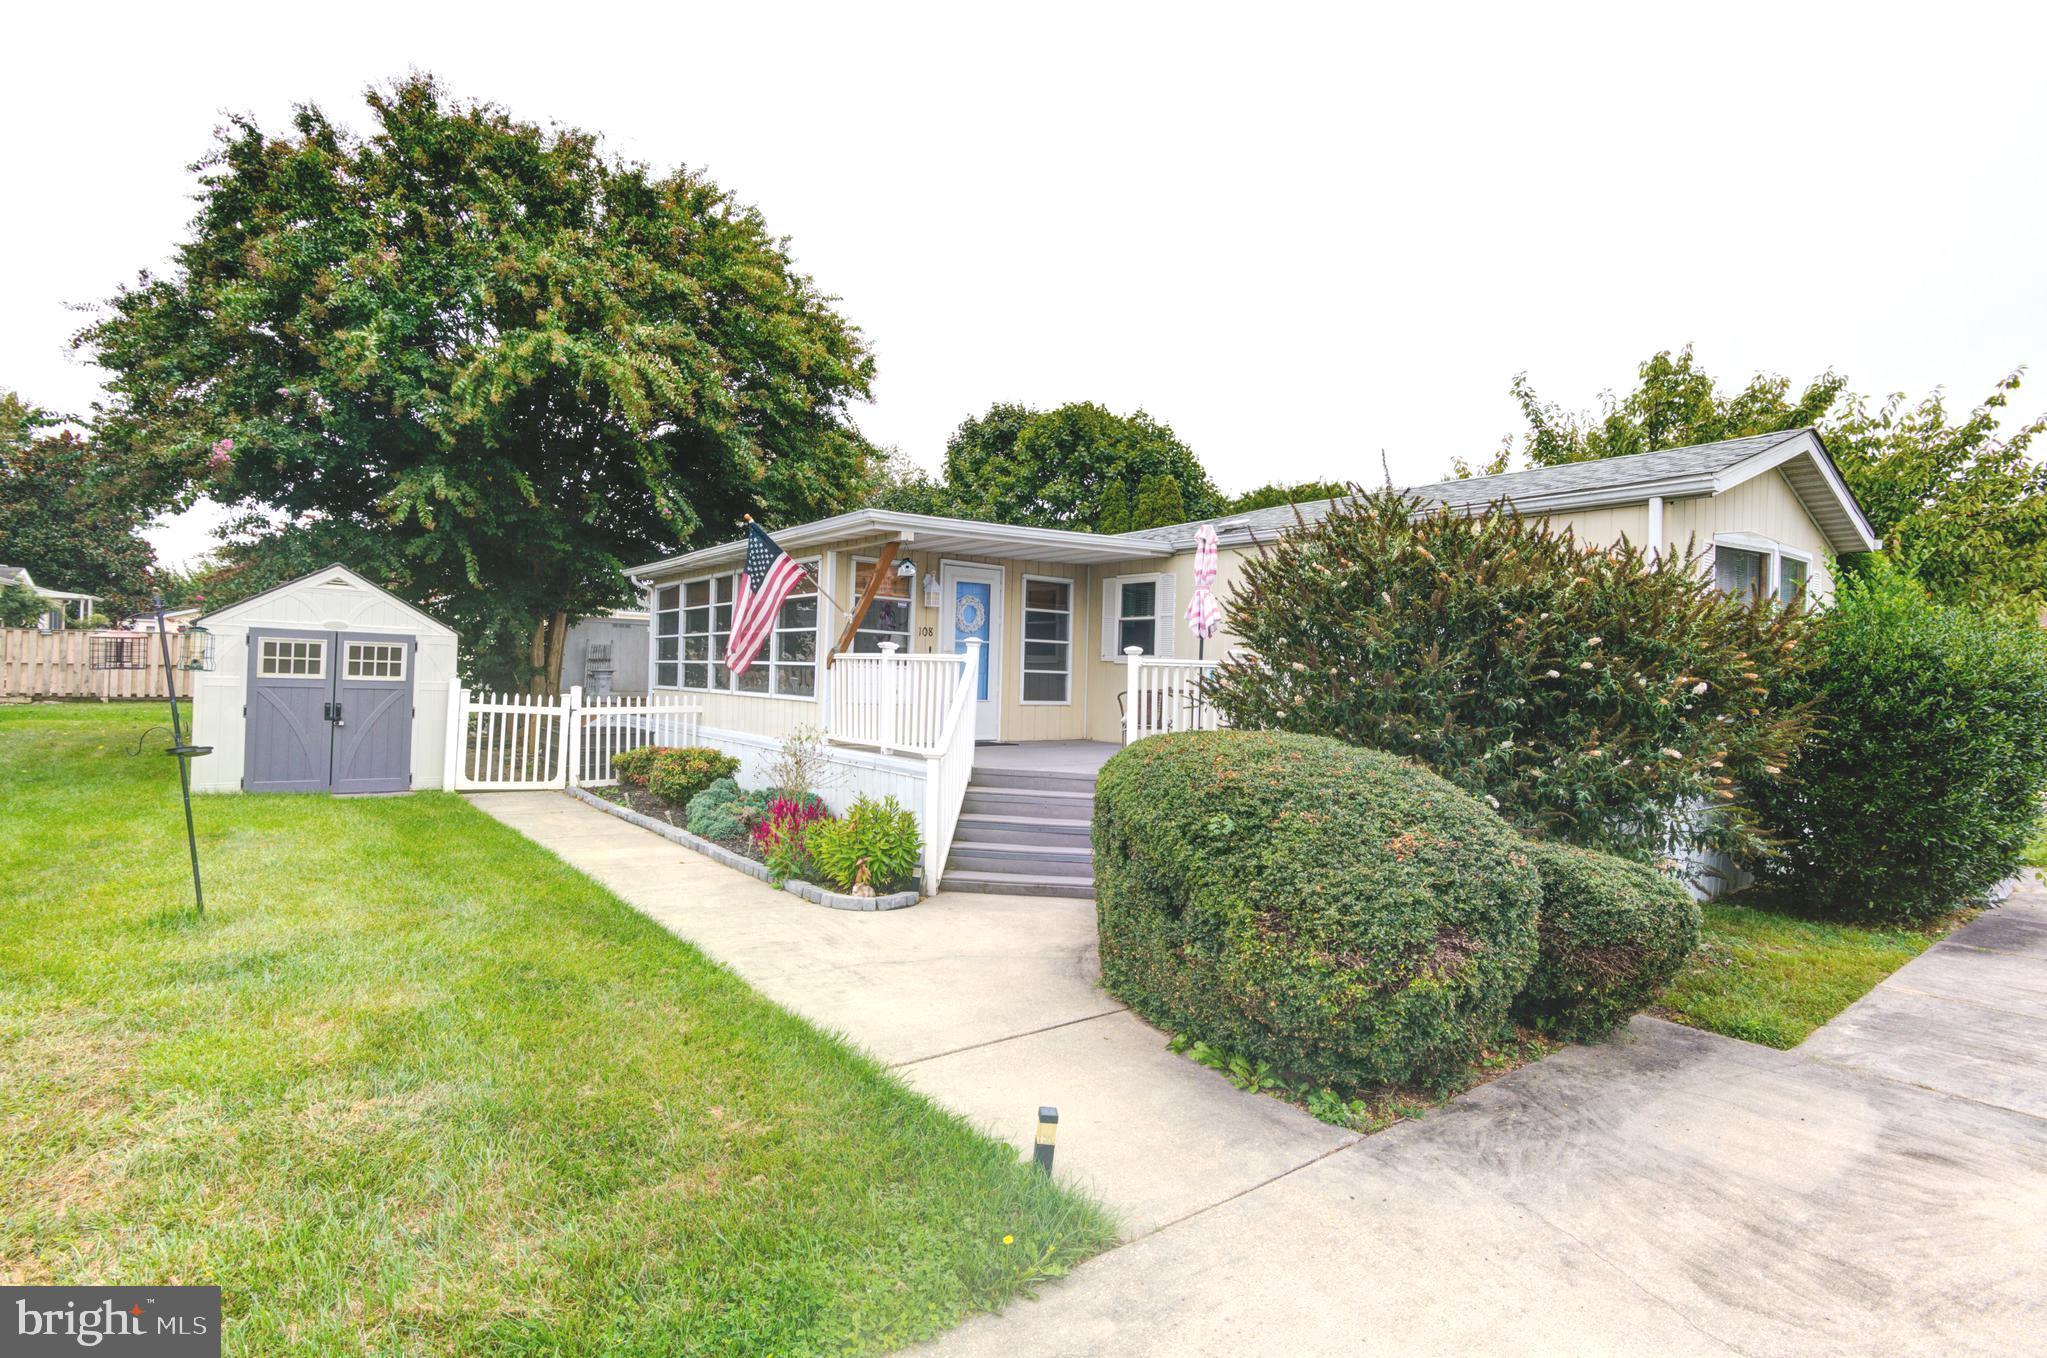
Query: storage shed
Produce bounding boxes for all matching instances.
[188,564,459,795]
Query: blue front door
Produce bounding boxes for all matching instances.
[943,566,1002,740]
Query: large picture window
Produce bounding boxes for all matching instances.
[852,558,913,653]
[1714,546,1767,601]
[1022,577,1072,704]
[662,564,819,698]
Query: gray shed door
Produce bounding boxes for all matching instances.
[244,628,415,794]
[332,634,414,794]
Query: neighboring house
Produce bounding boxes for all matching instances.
[0,564,104,629]
[628,428,1879,894]
[563,609,651,695]
[124,606,203,632]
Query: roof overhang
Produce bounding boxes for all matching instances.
[628,509,1175,579]
[1421,430,1880,556]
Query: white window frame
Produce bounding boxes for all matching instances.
[658,561,821,701]
[1712,533,1815,606]
[1099,572,1175,660]
[1020,574,1074,706]
[850,555,915,655]
[652,583,681,690]
[343,641,407,681]
[258,637,326,678]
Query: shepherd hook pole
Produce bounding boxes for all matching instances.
[154,593,206,915]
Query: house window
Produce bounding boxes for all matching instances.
[344,642,406,680]
[1117,580,1157,654]
[258,638,325,677]
[654,585,681,689]
[1778,555,1808,604]
[670,564,818,698]
[852,558,913,653]
[1714,546,1767,602]
[1022,577,1072,704]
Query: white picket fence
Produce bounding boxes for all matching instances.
[827,642,979,756]
[1122,648,1226,743]
[443,686,703,791]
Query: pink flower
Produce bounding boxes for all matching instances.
[206,438,234,477]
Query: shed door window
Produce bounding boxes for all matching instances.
[258,638,325,677]
[345,642,407,680]
[1714,547,1767,601]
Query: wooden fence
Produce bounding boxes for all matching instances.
[0,629,202,700]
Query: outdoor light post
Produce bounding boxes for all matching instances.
[1033,1106,1058,1176]
[152,593,211,915]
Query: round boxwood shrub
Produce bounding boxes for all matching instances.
[1748,560,2047,922]
[644,747,741,807]
[1094,730,1541,1089]
[1512,838,1700,1040]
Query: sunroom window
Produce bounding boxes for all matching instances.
[669,565,818,697]
[1022,578,1072,703]
[853,558,913,653]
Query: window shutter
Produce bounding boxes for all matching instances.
[1100,576,1121,661]
[1153,573,1176,658]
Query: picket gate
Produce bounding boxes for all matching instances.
[443,686,703,791]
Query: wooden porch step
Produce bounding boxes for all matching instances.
[952,811,1093,846]
[960,784,1094,818]
[938,867,1097,899]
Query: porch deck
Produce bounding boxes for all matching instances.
[970,740,1119,776]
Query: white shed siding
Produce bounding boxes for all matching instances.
[189,566,459,794]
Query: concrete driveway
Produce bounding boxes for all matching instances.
[471,792,2047,1356]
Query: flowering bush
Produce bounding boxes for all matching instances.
[1209,490,1816,865]
[752,794,830,881]
[611,745,740,807]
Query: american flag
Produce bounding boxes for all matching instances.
[729,521,808,675]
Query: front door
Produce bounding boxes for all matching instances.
[246,628,416,793]
[940,562,1003,741]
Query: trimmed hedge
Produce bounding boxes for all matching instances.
[1094,730,1541,1089]
[1513,838,1701,1040]
[1749,561,2047,922]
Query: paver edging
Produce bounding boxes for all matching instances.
[564,785,922,910]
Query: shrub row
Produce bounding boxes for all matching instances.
[1095,730,1701,1089]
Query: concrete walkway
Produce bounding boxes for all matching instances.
[471,792,2047,1356]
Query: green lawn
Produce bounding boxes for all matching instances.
[0,703,1113,1355]
[1656,900,1957,1048]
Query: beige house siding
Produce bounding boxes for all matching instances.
[1663,470,1835,601]
[646,539,1096,744]
[643,468,1843,748]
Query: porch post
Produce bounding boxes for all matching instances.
[1647,495,1664,563]
[878,641,899,756]
[1124,645,1143,745]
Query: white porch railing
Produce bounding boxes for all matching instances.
[444,685,703,791]
[826,643,975,756]
[1123,647,1225,744]
[920,647,983,888]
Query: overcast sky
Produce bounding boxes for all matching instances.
[6,2,2043,568]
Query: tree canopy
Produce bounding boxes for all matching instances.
[0,391,159,618]
[77,75,879,687]
[1501,347,2047,614]
[937,401,1221,531]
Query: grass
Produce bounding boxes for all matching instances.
[0,702,1115,1355]
[1656,899,1962,1048]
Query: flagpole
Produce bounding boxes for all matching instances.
[743,514,851,615]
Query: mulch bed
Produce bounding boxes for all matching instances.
[593,784,765,864]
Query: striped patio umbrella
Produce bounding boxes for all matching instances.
[1185,523,1224,657]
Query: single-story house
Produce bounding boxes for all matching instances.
[1,564,104,629]
[627,428,1879,895]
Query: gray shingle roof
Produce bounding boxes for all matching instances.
[1117,429,1815,550]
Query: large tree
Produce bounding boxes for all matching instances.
[1509,345,1846,467]
[0,391,159,617]
[79,76,878,689]
[938,401,1221,531]
[1502,348,2047,614]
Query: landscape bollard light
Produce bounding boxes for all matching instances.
[1033,1106,1058,1176]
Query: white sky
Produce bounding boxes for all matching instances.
[5,2,2044,568]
